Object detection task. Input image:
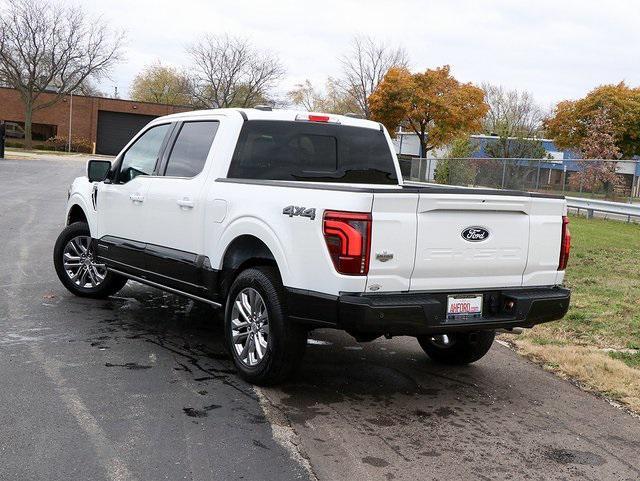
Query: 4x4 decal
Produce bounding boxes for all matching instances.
[282,205,316,220]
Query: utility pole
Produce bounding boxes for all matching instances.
[0,121,5,159]
[68,91,73,152]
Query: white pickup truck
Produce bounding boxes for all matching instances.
[54,108,571,384]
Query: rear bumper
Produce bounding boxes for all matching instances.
[287,286,570,336]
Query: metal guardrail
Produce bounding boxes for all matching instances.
[566,196,640,219]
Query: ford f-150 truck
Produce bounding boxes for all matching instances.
[53,108,571,384]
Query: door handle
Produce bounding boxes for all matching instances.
[129,193,144,203]
[177,198,195,209]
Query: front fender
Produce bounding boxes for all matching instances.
[65,176,97,236]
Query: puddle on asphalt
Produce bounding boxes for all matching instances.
[361,456,390,468]
[104,362,152,370]
[545,448,607,466]
[182,404,222,418]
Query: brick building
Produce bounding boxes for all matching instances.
[0,87,192,155]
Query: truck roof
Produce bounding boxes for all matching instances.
[156,108,383,130]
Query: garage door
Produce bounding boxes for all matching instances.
[96,111,158,155]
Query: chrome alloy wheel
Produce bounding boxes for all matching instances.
[231,287,269,367]
[62,235,107,289]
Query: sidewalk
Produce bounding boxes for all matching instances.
[1,147,114,162]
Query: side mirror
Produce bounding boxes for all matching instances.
[87,159,112,182]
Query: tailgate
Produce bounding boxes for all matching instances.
[410,195,531,290]
[366,191,565,293]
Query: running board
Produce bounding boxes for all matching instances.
[109,268,223,308]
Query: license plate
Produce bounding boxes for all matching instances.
[447,294,483,319]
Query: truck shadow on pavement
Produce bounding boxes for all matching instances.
[79,282,489,419]
[87,283,463,400]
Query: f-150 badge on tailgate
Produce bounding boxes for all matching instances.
[461,227,489,242]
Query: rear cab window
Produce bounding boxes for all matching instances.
[227,120,398,184]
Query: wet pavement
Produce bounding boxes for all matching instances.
[262,329,640,480]
[0,158,305,481]
[1,157,639,481]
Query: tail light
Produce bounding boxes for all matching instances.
[295,113,339,123]
[307,114,330,122]
[558,215,571,270]
[323,210,372,275]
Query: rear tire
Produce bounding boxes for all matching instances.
[53,222,127,298]
[224,266,307,385]
[417,331,495,365]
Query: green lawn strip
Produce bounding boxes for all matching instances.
[525,215,640,350]
[608,351,640,369]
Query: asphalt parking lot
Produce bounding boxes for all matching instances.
[1,157,640,481]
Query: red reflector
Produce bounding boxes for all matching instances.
[558,215,571,270]
[308,114,330,122]
[323,210,372,275]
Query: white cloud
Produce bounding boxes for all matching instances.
[81,0,640,105]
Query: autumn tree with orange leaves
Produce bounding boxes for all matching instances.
[369,66,488,157]
[545,82,640,158]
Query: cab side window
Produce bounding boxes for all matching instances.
[164,121,219,178]
[117,123,171,183]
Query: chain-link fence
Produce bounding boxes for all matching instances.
[400,157,640,201]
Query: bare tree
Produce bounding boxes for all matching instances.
[130,61,193,105]
[338,35,408,119]
[288,79,321,112]
[0,0,124,148]
[287,77,360,114]
[188,34,285,109]
[482,84,547,158]
[77,80,105,98]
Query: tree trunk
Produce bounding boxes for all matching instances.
[24,102,34,150]
[417,122,430,159]
[419,134,427,159]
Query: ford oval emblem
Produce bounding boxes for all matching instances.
[461,226,489,242]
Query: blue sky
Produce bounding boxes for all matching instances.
[82,0,640,108]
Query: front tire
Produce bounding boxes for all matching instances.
[53,222,127,298]
[417,331,495,365]
[224,266,307,385]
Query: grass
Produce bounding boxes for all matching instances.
[511,214,640,412]
[609,351,640,369]
[526,214,640,349]
[514,341,640,412]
